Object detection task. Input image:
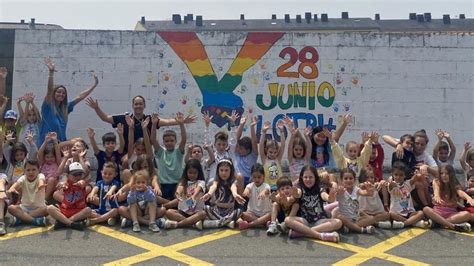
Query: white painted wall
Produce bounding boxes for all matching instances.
[11,29,474,168]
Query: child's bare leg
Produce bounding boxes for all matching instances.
[129,204,139,224]
[336,214,363,232]
[270,202,280,222]
[381,186,389,209]
[47,205,72,225]
[89,209,119,225]
[445,211,471,226]
[147,203,157,223]
[69,207,92,222]
[8,205,34,223]
[166,209,186,222]
[157,196,170,206]
[284,216,321,239]
[357,215,376,227]
[390,212,407,223]
[403,211,424,226]
[248,213,271,228]
[0,199,5,220]
[163,199,178,209]
[118,206,131,219]
[177,211,207,227]
[423,207,454,229]
[373,211,390,222]
[312,218,343,233]
[45,178,57,200]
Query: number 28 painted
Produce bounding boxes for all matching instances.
[277,46,319,79]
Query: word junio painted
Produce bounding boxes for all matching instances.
[256,80,336,110]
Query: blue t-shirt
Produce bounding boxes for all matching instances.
[95,179,120,214]
[234,152,258,184]
[38,100,75,146]
[127,187,156,209]
[95,150,122,183]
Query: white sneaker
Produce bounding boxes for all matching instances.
[392,221,405,229]
[414,220,431,229]
[226,221,235,229]
[107,218,116,226]
[454,222,471,232]
[149,222,160,232]
[132,222,141,232]
[364,225,375,234]
[276,222,288,233]
[377,221,392,229]
[195,220,203,231]
[266,222,278,235]
[121,217,132,228]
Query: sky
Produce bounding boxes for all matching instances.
[0,0,473,30]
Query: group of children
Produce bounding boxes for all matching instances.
[0,92,473,243]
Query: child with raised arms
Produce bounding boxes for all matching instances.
[266,176,299,235]
[334,168,377,234]
[325,128,373,178]
[7,159,48,227]
[460,142,474,183]
[237,163,272,230]
[38,132,61,200]
[86,162,120,226]
[387,162,431,229]
[197,159,244,229]
[284,165,342,242]
[159,159,207,229]
[233,115,258,186]
[17,93,40,146]
[423,165,472,232]
[47,162,92,231]
[285,115,312,183]
[184,144,215,185]
[259,119,286,190]
[432,129,455,167]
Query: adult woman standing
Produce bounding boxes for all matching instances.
[39,58,98,146]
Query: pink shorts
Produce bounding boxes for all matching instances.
[433,205,458,219]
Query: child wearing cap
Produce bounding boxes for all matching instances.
[47,162,92,230]
[0,109,21,141]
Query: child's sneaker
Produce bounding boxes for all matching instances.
[149,222,160,232]
[363,225,375,234]
[414,220,431,229]
[121,218,132,228]
[132,222,141,232]
[156,218,166,229]
[392,221,405,229]
[164,220,178,229]
[32,217,47,227]
[0,221,6,235]
[226,220,235,229]
[454,222,471,232]
[377,221,392,229]
[266,221,278,235]
[70,221,85,231]
[276,222,288,233]
[53,220,67,230]
[320,232,340,243]
[10,216,22,226]
[342,226,350,234]
[107,218,116,226]
[195,220,203,231]
[238,220,249,230]
[288,229,305,239]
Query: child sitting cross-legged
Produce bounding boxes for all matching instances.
[7,159,49,227]
[86,162,120,226]
[266,176,300,235]
[237,163,272,230]
[47,162,92,231]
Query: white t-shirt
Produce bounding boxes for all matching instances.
[17,174,46,208]
[177,180,206,215]
[359,190,384,215]
[389,180,415,216]
[207,148,235,187]
[415,151,437,181]
[246,182,272,217]
[337,187,360,220]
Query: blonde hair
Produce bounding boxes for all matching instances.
[131,169,149,185]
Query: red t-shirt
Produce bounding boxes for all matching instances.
[60,180,87,211]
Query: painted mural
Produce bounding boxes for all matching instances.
[157,31,343,141]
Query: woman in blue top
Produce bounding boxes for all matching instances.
[310,113,352,170]
[39,58,98,146]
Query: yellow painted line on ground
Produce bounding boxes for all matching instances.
[166,229,241,251]
[453,231,474,237]
[95,225,225,265]
[0,226,52,241]
[332,228,429,266]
